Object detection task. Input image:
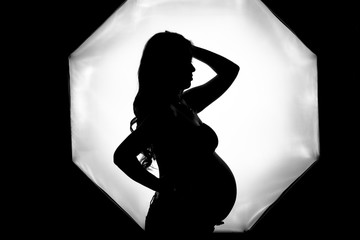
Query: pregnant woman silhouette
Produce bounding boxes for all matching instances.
[114,31,239,238]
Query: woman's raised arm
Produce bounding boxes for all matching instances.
[183,46,239,113]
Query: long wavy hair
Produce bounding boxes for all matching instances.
[130,31,193,169]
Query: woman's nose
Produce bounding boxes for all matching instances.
[191,64,196,72]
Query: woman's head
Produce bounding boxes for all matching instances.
[138,31,195,94]
[134,31,195,121]
[132,31,195,168]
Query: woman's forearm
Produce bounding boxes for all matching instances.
[191,46,239,75]
[114,154,161,192]
[114,155,177,194]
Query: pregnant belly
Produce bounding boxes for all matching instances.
[177,152,237,223]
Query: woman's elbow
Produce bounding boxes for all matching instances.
[231,64,240,78]
[113,148,126,169]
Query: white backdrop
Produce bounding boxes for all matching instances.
[69,0,319,232]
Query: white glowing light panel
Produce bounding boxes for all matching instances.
[69,0,319,232]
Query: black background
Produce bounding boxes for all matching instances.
[7,0,356,239]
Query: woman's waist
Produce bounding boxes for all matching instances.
[161,152,234,176]
[177,170,236,193]
[158,152,236,190]
[158,174,236,205]
[177,160,235,191]
[161,169,237,221]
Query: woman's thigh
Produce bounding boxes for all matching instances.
[145,192,215,236]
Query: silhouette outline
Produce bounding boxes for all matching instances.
[114,31,239,238]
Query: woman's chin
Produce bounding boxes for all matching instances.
[183,81,191,89]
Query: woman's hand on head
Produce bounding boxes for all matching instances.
[191,44,200,58]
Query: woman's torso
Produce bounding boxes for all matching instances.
[151,101,237,222]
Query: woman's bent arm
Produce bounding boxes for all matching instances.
[192,46,239,76]
[183,46,239,113]
[113,129,161,192]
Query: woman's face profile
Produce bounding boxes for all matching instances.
[166,48,196,90]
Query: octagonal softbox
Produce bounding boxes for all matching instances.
[69,0,319,232]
